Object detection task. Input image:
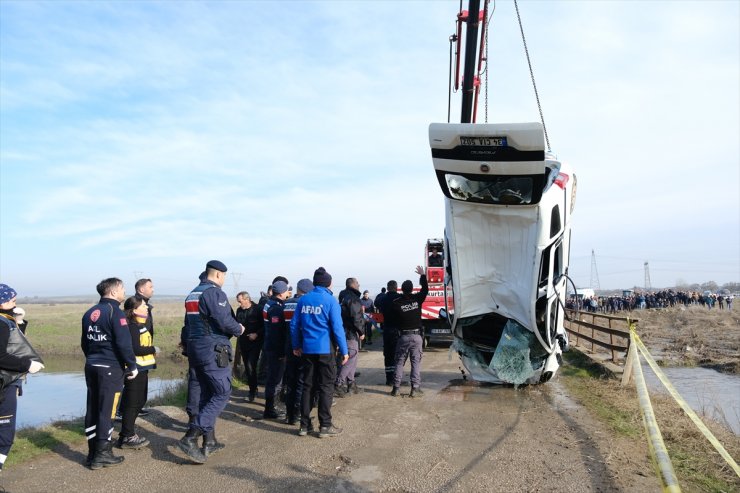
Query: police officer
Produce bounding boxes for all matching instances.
[390,266,428,398]
[290,267,348,438]
[0,284,44,473]
[377,280,401,385]
[282,278,313,425]
[178,261,244,464]
[81,278,138,469]
[335,277,364,397]
[180,271,206,426]
[262,280,291,420]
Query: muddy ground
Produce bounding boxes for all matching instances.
[634,304,739,373]
[0,346,659,493]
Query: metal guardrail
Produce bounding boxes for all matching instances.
[564,309,632,364]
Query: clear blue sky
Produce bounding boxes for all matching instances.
[1,0,738,298]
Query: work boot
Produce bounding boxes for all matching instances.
[333,384,349,398]
[178,428,206,464]
[85,440,96,468]
[246,391,256,403]
[90,441,124,470]
[318,425,343,438]
[410,387,424,398]
[390,387,399,397]
[202,429,225,457]
[349,382,364,394]
[117,433,150,449]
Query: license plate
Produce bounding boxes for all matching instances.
[431,328,450,334]
[460,136,507,147]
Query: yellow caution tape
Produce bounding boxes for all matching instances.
[632,329,740,478]
[630,331,682,492]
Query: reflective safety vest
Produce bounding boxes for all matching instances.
[135,324,156,371]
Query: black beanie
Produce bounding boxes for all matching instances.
[313,267,332,287]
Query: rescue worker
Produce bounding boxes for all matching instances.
[121,278,155,421]
[282,278,313,426]
[0,284,44,472]
[178,261,244,464]
[234,291,262,402]
[377,281,401,385]
[290,267,348,438]
[390,266,428,397]
[262,280,291,420]
[334,278,364,398]
[81,278,138,469]
[116,296,159,449]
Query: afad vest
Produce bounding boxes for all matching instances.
[135,321,156,371]
[184,283,225,340]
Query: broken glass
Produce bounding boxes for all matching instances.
[490,320,535,386]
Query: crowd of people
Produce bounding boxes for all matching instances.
[0,261,431,471]
[567,290,736,313]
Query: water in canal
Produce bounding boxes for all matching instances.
[15,356,186,429]
[642,365,740,435]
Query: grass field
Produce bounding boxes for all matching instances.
[20,301,199,358]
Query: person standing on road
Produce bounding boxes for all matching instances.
[291,267,348,438]
[334,278,364,398]
[262,280,291,420]
[378,281,401,386]
[178,260,244,464]
[282,278,313,426]
[0,284,44,473]
[180,271,206,426]
[390,266,428,398]
[359,290,374,345]
[116,296,159,450]
[81,278,138,469]
[234,291,263,402]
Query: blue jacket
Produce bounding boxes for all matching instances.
[290,286,347,356]
[81,298,137,371]
[184,280,242,366]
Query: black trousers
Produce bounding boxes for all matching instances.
[120,370,148,437]
[300,354,335,429]
[239,339,262,394]
[84,364,124,447]
[0,384,18,470]
[284,353,304,420]
[383,328,399,382]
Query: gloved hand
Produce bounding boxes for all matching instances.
[28,360,45,374]
[126,368,139,380]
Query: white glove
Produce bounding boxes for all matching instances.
[28,361,45,374]
[126,368,139,380]
[154,346,161,355]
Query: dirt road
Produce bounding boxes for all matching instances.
[1,346,658,492]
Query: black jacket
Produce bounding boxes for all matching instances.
[390,275,429,331]
[236,303,263,343]
[340,288,364,341]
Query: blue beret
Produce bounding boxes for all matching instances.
[206,260,228,273]
[0,284,17,304]
[272,280,288,295]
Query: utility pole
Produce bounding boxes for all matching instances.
[590,249,601,291]
[231,272,243,293]
[644,262,652,291]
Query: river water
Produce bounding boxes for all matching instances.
[15,356,185,429]
[642,365,740,435]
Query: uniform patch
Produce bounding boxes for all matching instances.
[271,316,280,323]
[120,318,128,326]
[90,309,101,322]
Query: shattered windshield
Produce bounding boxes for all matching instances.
[444,173,535,205]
